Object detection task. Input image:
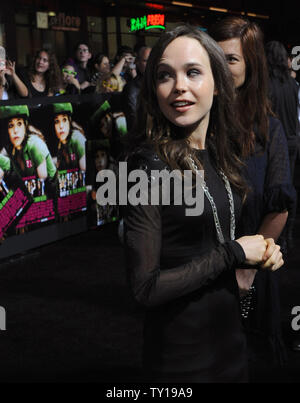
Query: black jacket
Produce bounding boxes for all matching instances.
[269,76,300,143]
[122,74,143,132]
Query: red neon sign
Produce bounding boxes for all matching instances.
[145,3,165,10]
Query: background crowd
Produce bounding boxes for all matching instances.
[0,42,150,98]
[0,35,299,142]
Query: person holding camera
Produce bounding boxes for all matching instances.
[122,46,151,131]
[93,48,136,94]
[0,47,28,100]
[112,46,137,89]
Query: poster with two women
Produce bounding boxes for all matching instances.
[0,101,87,241]
[0,94,123,247]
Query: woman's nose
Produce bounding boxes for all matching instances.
[174,74,187,94]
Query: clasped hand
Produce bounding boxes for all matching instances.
[236,235,283,272]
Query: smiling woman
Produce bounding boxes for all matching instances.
[19,49,63,97]
[123,24,284,383]
[156,37,215,148]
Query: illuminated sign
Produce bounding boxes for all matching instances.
[145,3,165,10]
[130,14,165,32]
[49,13,81,31]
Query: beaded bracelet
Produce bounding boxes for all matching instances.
[240,285,255,319]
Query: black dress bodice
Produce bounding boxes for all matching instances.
[124,146,248,382]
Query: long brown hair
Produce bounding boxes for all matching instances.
[6,117,46,149]
[135,24,247,196]
[210,17,273,156]
[29,49,63,95]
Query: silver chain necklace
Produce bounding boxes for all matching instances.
[189,155,236,244]
[190,155,255,319]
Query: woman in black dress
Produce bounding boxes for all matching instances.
[266,40,299,250]
[210,17,296,368]
[123,25,284,383]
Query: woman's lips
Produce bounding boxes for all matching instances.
[170,100,195,112]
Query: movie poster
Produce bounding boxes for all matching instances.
[0,101,87,240]
[0,150,32,240]
[85,96,126,228]
[86,139,119,228]
[43,102,87,220]
[89,98,127,160]
[0,95,124,248]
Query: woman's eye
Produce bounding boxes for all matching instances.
[156,71,171,81]
[226,56,238,63]
[187,69,201,77]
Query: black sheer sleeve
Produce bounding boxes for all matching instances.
[124,150,246,308]
[263,118,297,214]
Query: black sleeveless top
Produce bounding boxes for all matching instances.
[19,69,49,98]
